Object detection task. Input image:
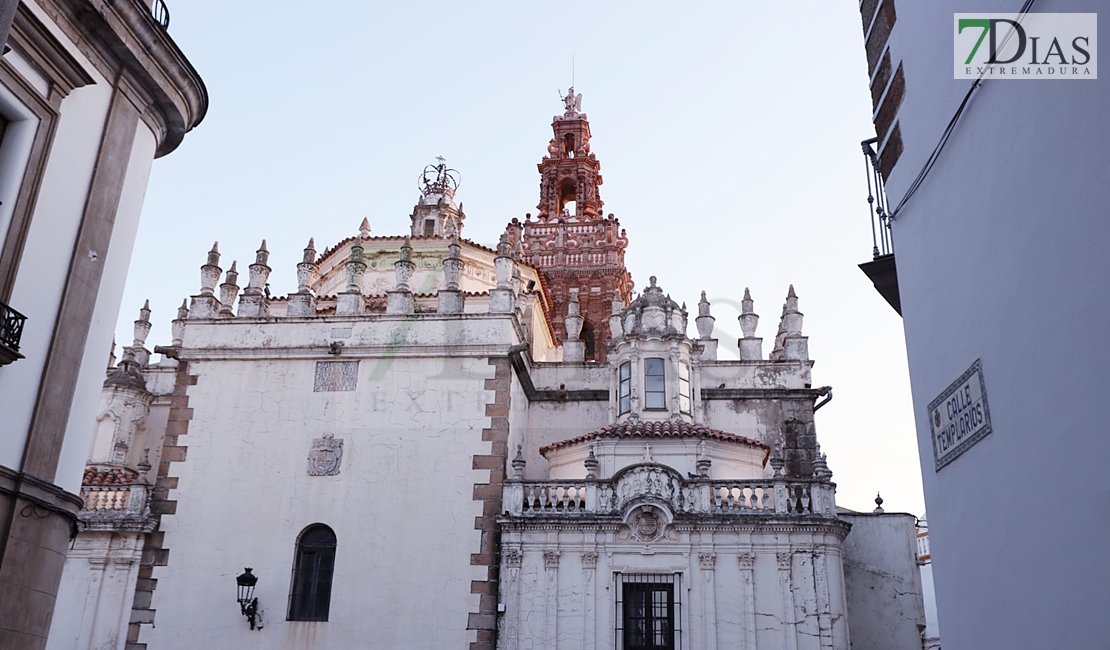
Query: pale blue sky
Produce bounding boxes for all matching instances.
[116,1,922,515]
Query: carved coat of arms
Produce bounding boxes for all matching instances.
[631,506,662,541]
[307,433,343,476]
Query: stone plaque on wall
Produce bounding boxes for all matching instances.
[314,361,358,392]
[928,359,992,471]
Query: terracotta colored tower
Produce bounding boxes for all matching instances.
[509,89,633,362]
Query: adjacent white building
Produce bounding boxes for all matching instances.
[53,96,927,650]
[0,1,205,647]
[856,1,1107,648]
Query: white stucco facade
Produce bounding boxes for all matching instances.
[52,102,926,650]
[859,2,1110,648]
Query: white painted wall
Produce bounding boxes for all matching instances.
[881,2,1110,648]
[500,530,851,650]
[143,325,504,649]
[838,513,925,650]
[46,532,146,650]
[56,124,157,493]
[0,63,111,471]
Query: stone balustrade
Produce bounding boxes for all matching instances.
[504,463,837,519]
[80,484,149,516]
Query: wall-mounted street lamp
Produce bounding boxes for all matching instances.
[236,568,261,630]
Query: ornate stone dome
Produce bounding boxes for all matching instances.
[620,276,688,337]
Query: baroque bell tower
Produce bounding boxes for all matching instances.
[509,89,633,362]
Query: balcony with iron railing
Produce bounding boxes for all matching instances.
[858,138,901,315]
[0,300,26,366]
[149,0,170,28]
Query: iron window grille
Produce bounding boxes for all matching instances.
[288,524,337,621]
[619,362,631,414]
[616,572,681,650]
[644,358,666,410]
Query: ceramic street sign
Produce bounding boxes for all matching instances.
[928,359,992,471]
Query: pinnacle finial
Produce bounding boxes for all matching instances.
[649,276,657,288]
[139,299,151,322]
[177,299,188,320]
[206,241,220,267]
[302,238,317,264]
[770,443,784,478]
[874,492,885,514]
[511,443,526,479]
[359,217,371,238]
[255,240,270,266]
[787,284,797,299]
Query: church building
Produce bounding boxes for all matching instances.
[48,93,927,650]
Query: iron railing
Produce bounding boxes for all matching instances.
[862,137,892,259]
[151,0,170,29]
[0,300,26,353]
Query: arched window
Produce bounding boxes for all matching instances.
[288,524,336,621]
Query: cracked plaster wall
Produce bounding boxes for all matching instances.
[500,529,850,650]
[46,532,145,650]
[838,513,925,650]
[142,353,498,649]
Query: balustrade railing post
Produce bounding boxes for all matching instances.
[584,482,597,513]
[774,480,789,514]
[506,483,523,516]
[698,482,711,513]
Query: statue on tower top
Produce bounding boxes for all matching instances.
[560,87,582,114]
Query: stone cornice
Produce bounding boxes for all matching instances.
[38,0,207,156]
[701,387,829,401]
[499,515,851,539]
[10,3,94,97]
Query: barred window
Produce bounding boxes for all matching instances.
[678,364,691,414]
[644,358,666,410]
[619,362,631,414]
[616,573,681,650]
[288,524,336,621]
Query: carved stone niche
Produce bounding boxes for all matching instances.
[308,433,344,476]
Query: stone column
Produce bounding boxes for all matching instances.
[813,545,834,649]
[777,551,798,650]
[543,550,560,648]
[502,543,523,650]
[738,553,757,650]
[699,551,718,650]
[582,551,597,649]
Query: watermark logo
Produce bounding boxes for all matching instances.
[955,13,1096,79]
